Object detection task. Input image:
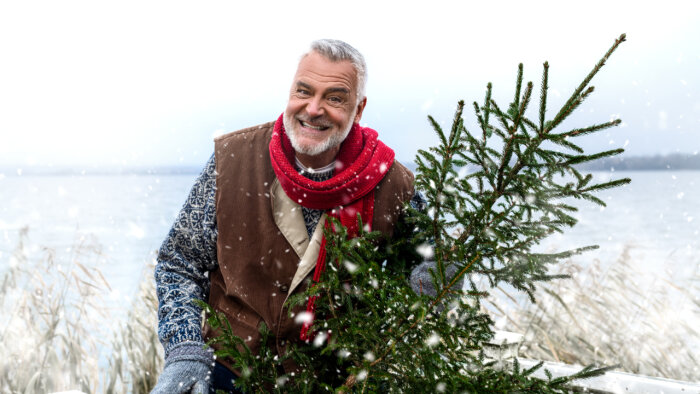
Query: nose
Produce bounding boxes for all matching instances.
[305,96,324,118]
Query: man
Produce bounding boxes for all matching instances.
[152,39,418,393]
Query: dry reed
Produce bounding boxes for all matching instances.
[0,227,162,393]
[2,228,697,393]
[0,227,110,393]
[106,262,163,393]
[486,244,700,382]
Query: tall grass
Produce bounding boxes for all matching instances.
[0,227,110,393]
[106,262,163,393]
[1,228,697,392]
[0,228,162,393]
[486,245,700,382]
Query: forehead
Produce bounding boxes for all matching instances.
[293,51,358,93]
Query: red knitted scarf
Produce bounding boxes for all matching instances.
[269,114,395,340]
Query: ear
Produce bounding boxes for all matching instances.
[353,97,367,124]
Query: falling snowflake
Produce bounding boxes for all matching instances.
[276,375,289,387]
[294,311,313,325]
[313,331,328,348]
[426,332,440,348]
[416,243,434,259]
[344,260,358,273]
[356,369,368,381]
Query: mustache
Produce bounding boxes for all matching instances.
[295,115,332,128]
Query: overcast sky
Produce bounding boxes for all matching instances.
[1,1,699,169]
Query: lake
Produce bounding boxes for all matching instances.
[0,169,698,311]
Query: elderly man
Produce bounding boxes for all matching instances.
[152,39,418,393]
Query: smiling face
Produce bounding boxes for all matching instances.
[283,51,367,168]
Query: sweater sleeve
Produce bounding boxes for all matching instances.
[155,154,218,358]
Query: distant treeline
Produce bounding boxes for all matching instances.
[401,153,700,173]
[574,153,700,171]
[3,154,699,176]
[1,166,203,176]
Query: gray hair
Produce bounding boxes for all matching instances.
[308,39,367,103]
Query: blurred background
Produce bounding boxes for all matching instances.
[0,0,698,391]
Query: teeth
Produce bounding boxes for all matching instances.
[301,121,327,131]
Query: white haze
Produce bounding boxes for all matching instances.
[1,0,699,170]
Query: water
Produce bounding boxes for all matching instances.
[0,173,198,303]
[537,171,700,283]
[1,170,698,301]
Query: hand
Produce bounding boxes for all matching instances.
[151,359,211,394]
[410,260,465,297]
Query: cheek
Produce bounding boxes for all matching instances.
[285,98,304,115]
[329,108,353,124]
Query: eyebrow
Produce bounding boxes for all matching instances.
[296,81,313,90]
[326,87,350,95]
[295,81,350,95]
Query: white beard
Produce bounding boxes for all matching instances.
[283,108,357,156]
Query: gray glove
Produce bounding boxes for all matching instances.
[410,261,465,297]
[410,261,466,314]
[151,342,214,394]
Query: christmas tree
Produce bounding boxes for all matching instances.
[201,33,630,393]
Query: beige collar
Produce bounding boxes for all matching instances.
[270,178,326,296]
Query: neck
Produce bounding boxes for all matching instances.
[294,145,340,169]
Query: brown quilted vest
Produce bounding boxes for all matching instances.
[203,121,415,375]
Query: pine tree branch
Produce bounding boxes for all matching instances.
[513,81,533,135]
[563,148,624,166]
[497,82,533,192]
[343,254,481,390]
[546,33,626,133]
[547,86,595,132]
[545,136,584,154]
[488,99,512,138]
[539,62,549,133]
[513,64,524,113]
[449,100,466,148]
[483,82,493,128]
[431,254,481,307]
[556,119,622,138]
[578,178,631,193]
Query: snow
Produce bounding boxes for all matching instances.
[426,332,440,348]
[343,260,358,273]
[294,311,313,325]
[416,243,434,259]
[313,331,328,348]
[275,375,289,387]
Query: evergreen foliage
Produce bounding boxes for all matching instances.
[201,34,630,393]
